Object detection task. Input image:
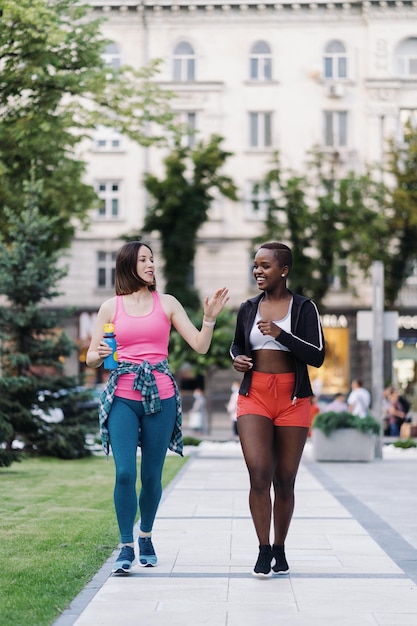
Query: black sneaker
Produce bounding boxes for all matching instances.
[272,544,289,574]
[138,536,158,567]
[111,545,135,575]
[252,544,272,578]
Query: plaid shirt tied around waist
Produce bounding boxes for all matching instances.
[98,359,183,457]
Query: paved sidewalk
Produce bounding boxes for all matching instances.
[55,440,417,626]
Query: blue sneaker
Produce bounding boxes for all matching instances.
[138,536,158,567]
[111,545,135,575]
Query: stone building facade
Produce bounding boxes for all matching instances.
[54,1,417,397]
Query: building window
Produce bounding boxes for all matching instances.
[396,38,417,77]
[245,181,269,220]
[175,111,197,147]
[102,43,121,71]
[173,42,195,82]
[324,40,347,79]
[93,125,122,151]
[97,251,117,289]
[329,261,348,291]
[96,181,120,218]
[249,41,272,81]
[323,111,348,148]
[398,109,417,142]
[249,112,272,148]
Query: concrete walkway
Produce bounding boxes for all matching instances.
[55,440,417,626]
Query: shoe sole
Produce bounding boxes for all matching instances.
[112,565,132,575]
[272,568,290,575]
[139,559,157,567]
[252,570,272,578]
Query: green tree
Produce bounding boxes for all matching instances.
[142,135,238,309]
[384,124,417,307]
[0,0,173,252]
[168,307,236,426]
[0,178,97,463]
[253,150,387,306]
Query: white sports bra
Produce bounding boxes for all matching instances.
[249,298,293,352]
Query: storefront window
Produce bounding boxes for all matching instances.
[309,326,350,399]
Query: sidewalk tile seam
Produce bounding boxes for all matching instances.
[106,572,409,580]
[156,515,352,520]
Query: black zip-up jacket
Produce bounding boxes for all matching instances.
[230,292,325,401]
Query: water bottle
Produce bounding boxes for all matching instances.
[103,323,118,370]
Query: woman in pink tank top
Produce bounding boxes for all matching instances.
[87,241,229,575]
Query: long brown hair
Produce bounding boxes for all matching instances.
[114,241,156,295]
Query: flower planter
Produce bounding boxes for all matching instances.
[311,428,376,462]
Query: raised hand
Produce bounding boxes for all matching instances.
[203,287,229,320]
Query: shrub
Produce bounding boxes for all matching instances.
[182,435,202,447]
[392,438,417,449]
[312,411,380,437]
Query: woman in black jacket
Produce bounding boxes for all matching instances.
[230,242,325,578]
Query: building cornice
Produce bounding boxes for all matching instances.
[88,1,417,13]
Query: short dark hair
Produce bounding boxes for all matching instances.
[114,241,156,295]
[258,241,293,270]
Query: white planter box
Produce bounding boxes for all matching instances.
[312,428,376,462]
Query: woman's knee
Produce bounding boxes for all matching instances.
[141,464,163,492]
[273,475,296,500]
[115,465,136,488]
[248,466,272,492]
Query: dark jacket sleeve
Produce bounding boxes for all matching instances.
[277,300,325,368]
[230,303,247,361]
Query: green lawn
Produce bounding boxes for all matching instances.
[0,454,188,626]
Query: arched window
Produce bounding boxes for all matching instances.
[249,41,272,80]
[173,42,196,82]
[396,38,417,77]
[324,40,347,79]
[102,43,121,71]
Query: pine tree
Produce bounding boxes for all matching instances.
[0,177,97,465]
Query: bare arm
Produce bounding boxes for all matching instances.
[86,298,117,368]
[162,287,229,354]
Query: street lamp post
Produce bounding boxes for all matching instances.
[372,261,384,458]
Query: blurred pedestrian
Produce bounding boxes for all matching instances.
[188,388,207,434]
[226,381,240,438]
[387,388,406,437]
[347,379,371,418]
[308,394,321,438]
[325,392,348,413]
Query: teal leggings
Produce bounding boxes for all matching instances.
[107,395,177,544]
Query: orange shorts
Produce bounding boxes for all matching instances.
[236,371,311,427]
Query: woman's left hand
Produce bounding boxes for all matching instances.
[257,319,281,339]
[203,287,229,320]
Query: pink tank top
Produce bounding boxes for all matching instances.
[112,291,174,401]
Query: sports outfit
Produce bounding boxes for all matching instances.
[99,292,182,547]
[230,292,325,425]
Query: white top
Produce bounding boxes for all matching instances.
[347,387,371,418]
[249,298,293,352]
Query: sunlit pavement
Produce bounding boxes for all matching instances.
[54,435,417,626]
